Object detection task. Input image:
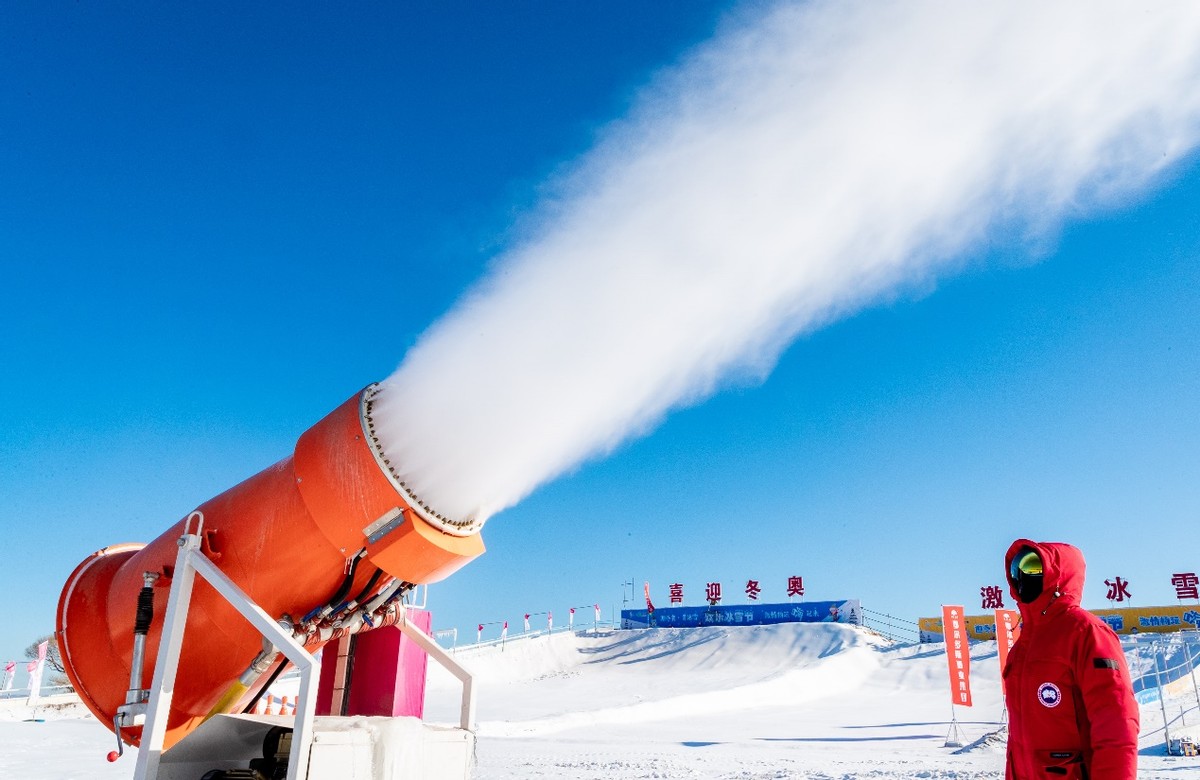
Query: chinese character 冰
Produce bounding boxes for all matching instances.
[706,582,722,605]
[787,576,805,598]
[1105,577,1132,603]
[981,585,1005,610]
[1171,572,1199,601]
[745,580,762,601]
[669,582,685,604]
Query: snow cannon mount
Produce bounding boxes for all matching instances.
[55,384,483,780]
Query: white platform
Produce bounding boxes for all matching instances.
[158,713,474,780]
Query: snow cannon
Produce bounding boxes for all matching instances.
[55,384,485,754]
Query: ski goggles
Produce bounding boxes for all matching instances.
[1009,548,1043,581]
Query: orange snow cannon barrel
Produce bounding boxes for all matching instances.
[55,384,484,751]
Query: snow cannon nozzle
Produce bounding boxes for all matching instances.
[358,383,484,537]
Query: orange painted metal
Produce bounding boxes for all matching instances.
[55,385,484,751]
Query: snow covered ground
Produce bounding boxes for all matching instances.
[3,623,1198,778]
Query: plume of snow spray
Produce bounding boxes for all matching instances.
[373,0,1200,526]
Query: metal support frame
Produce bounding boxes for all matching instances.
[1151,640,1171,750]
[133,512,320,780]
[396,610,476,731]
[1185,634,1200,709]
[943,705,964,748]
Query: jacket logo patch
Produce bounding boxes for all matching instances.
[1037,682,1062,707]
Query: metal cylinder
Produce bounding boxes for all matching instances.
[55,385,485,751]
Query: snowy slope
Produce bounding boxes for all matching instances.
[425,623,1008,778]
[3,623,1197,779]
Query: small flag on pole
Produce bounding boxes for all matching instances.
[26,640,49,707]
[941,605,973,707]
[994,609,1021,695]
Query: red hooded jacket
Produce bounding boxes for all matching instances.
[1003,539,1139,780]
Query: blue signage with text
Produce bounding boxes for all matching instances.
[621,599,860,629]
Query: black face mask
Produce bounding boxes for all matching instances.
[1015,573,1043,603]
[1010,547,1044,604]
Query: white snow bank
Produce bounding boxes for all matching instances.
[428,623,886,731]
[3,623,1197,779]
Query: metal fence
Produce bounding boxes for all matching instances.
[438,620,620,652]
[0,684,75,701]
[1123,631,1200,752]
[860,608,919,644]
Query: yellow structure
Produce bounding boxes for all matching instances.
[919,604,1200,642]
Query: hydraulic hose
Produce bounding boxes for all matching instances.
[302,549,367,622]
[326,549,366,610]
[349,568,386,608]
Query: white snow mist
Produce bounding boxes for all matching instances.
[373,0,1200,526]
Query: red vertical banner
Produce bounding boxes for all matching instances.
[941,605,973,707]
[994,608,1021,693]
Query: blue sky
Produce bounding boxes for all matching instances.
[2,1,1199,673]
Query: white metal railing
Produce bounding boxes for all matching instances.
[439,621,619,653]
[0,684,75,701]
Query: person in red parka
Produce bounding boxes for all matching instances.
[1003,539,1139,780]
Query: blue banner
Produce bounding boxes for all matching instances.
[621,599,860,629]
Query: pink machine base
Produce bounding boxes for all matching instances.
[314,609,433,718]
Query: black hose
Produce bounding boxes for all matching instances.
[324,550,366,610]
[134,586,154,635]
[241,659,289,714]
[349,568,385,607]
